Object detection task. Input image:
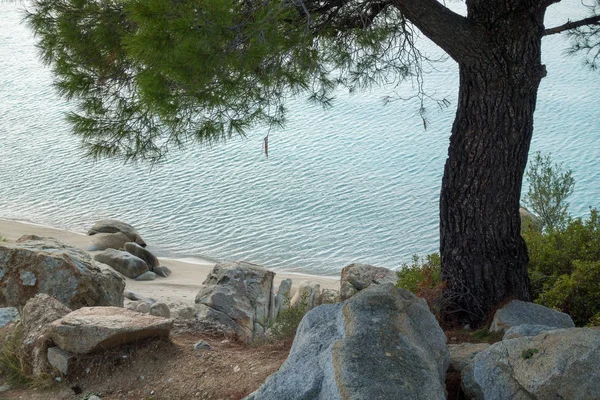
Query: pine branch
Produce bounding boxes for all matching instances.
[544,14,600,36]
[390,0,484,62]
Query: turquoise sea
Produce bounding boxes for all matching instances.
[1,1,599,275]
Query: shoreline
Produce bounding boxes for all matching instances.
[0,217,340,307]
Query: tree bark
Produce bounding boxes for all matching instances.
[438,3,549,326]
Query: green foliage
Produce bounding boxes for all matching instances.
[521,348,539,360]
[470,329,504,344]
[536,260,600,326]
[25,0,422,161]
[267,293,309,341]
[0,236,6,242]
[524,209,600,326]
[523,151,575,231]
[396,253,441,294]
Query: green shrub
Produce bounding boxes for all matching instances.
[524,209,600,297]
[396,253,441,294]
[523,209,600,326]
[523,151,575,231]
[536,260,600,326]
[265,293,310,342]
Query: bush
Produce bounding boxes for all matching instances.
[536,260,600,326]
[396,253,442,294]
[524,209,600,326]
[523,151,575,231]
[264,293,310,342]
[524,209,600,297]
[396,253,445,319]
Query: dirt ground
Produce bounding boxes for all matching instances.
[1,326,291,400]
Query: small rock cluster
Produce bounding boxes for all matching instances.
[87,220,171,280]
[124,290,171,318]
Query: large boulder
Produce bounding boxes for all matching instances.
[462,328,600,399]
[490,300,575,333]
[93,249,149,279]
[87,219,146,247]
[339,263,397,301]
[48,307,173,354]
[246,283,449,399]
[0,237,125,309]
[87,232,131,252]
[124,242,159,270]
[194,262,274,343]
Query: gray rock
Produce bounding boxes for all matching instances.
[319,289,340,305]
[448,343,490,372]
[245,303,345,400]
[135,271,158,281]
[520,207,542,232]
[87,232,131,252]
[193,340,211,351]
[490,300,575,333]
[20,270,36,286]
[462,328,600,400]
[136,302,150,314]
[0,237,125,309]
[154,265,172,277]
[503,324,557,340]
[339,263,397,301]
[94,249,149,279]
[194,261,274,343]
[246,283,449,400]
[290,281,320,311]
[49,307,173,354]
[0,307,19,328]
[124,242,159,270]
[123,290,155,304]
[87,219,146,247]
[150,302,170,318]
[87,396,102,400]
[175,306,195,320]
[47,346,74,375]
[270,279,292,320]
[21,294,73,376]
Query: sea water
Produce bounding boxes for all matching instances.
[0,1,599,275]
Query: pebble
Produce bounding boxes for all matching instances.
[193,340,212,351]
[233,365,240,373]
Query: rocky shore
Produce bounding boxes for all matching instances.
[0,219,598,400]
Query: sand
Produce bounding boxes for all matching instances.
[0,218,340,308]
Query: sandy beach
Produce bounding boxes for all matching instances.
[0,218,340,308]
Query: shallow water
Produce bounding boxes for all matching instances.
[0,1,599,275]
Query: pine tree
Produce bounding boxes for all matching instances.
[25,0,600,326]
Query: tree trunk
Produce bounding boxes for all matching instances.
[439,4,548,327]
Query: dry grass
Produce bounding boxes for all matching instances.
[0,322,54,391]
[0,322,31,387]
